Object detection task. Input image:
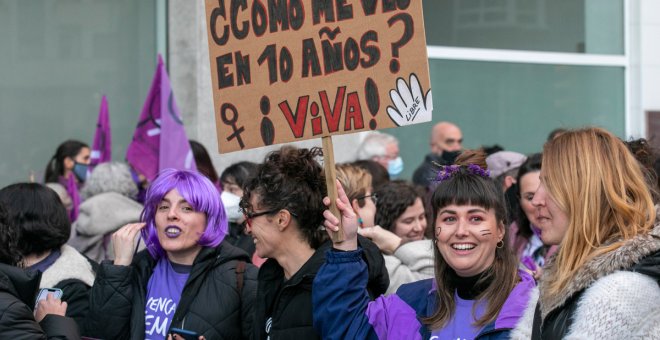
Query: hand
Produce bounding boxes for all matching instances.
[358,225,402,255]
[112,222,146,266]
[34,292,67,322]
[322,180,359,251]
[386,73,433,126]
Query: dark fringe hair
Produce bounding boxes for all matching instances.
[422,150,519,330]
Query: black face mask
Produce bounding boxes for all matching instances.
[439,150,461,165]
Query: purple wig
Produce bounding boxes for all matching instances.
[140,168,227,259]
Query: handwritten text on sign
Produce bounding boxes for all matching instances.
[205,0,432,152]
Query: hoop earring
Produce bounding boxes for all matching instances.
[496,240,504,249]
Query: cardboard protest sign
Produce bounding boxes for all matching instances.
[205,0,432,153]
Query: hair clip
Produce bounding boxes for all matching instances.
[467,164,490,178]
[434,164,490,183]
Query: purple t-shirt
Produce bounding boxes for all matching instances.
[145,258,190,339]
[430,293,486,340]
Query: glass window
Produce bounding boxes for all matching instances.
[387,59,624,180]
[0,0,158,186]
[423,0,624,55]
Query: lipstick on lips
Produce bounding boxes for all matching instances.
[165,225,182,238]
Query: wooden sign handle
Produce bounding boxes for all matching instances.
[322,136,344,243]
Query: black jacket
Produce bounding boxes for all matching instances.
[0,263,80,339]
[253,236,389,340]
[87,241,258,339]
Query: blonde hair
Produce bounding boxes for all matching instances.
[336,163,372,206]
[542,127,656,296]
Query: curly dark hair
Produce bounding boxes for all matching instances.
[239,147,327,249]
[0,203,22,266]
[0,183,71,255]
[374,180,424,232]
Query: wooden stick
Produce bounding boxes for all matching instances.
[322,135,344,242]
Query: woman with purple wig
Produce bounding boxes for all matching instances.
[86,169,257,339]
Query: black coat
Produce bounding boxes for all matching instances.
[0,263,80,339]
[252,236,389,340]
[87,241,258,339]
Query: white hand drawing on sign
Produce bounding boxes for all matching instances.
[386,74,433,126]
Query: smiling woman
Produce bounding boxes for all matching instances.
[86,169,258,340]
[313,149,536,339]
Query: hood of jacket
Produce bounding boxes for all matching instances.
[40,245,96,288]
[538,223,660,318]
[0,263,42,306]
[73,192,143,237]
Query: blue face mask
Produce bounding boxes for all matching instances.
[387,156,404,177]
[72,162,88,182]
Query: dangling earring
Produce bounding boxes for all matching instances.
[357,217,364,228]
[496,240,504,248]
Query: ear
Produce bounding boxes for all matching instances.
[503,175,516,190]
[350,198,361,215]
[497,221,506,240]
[276,209,293,232]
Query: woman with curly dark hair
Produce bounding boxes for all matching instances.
[240,146,388,339]
[0,203,80,338]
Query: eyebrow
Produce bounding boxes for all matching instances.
[160,198,189,204]
[439,208,487,214]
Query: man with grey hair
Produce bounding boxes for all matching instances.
[412,121,463,187]
[356,132,403,178]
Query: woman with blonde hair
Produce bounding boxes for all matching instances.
[512,127,660,339]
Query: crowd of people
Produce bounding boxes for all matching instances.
[0,124,659,339]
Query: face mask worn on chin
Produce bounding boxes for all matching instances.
[439,150,461,165]
[221,191,243,223]
[72,162,88,182]
[387,156,404,177]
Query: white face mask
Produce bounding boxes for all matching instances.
[221,191,243,223]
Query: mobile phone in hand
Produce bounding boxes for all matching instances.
[35,288,63,309]
[169,327,199,340]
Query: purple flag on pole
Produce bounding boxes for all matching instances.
[65,173,80,222]
[126,55,196,181]
[89,95,112,172]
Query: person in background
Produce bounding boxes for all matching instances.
[511,127,660,339]
[486,151,527,226]
[69,162,144,263]
[314,150,535,339]
[0,203,80,339]
[0,183,96,335]
[189,140,221,191]
[241,148,388,339]
[413,122,463,188]
[361,180,433,294]
[509,153,556,277]
[546,128,567,141]
[356,132,403,178]
[44,140,91,184]
[220,161,260,261]
[86,169,257,339]
[44,140,90,220]
[352,159,390,190]
[625,138,660,199]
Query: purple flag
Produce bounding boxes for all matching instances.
[126,55,196,181]
[89,95,112,172]
[65,173,80,222]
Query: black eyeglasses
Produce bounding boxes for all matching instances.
[356,193,378,204]
[243,209,298,228]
